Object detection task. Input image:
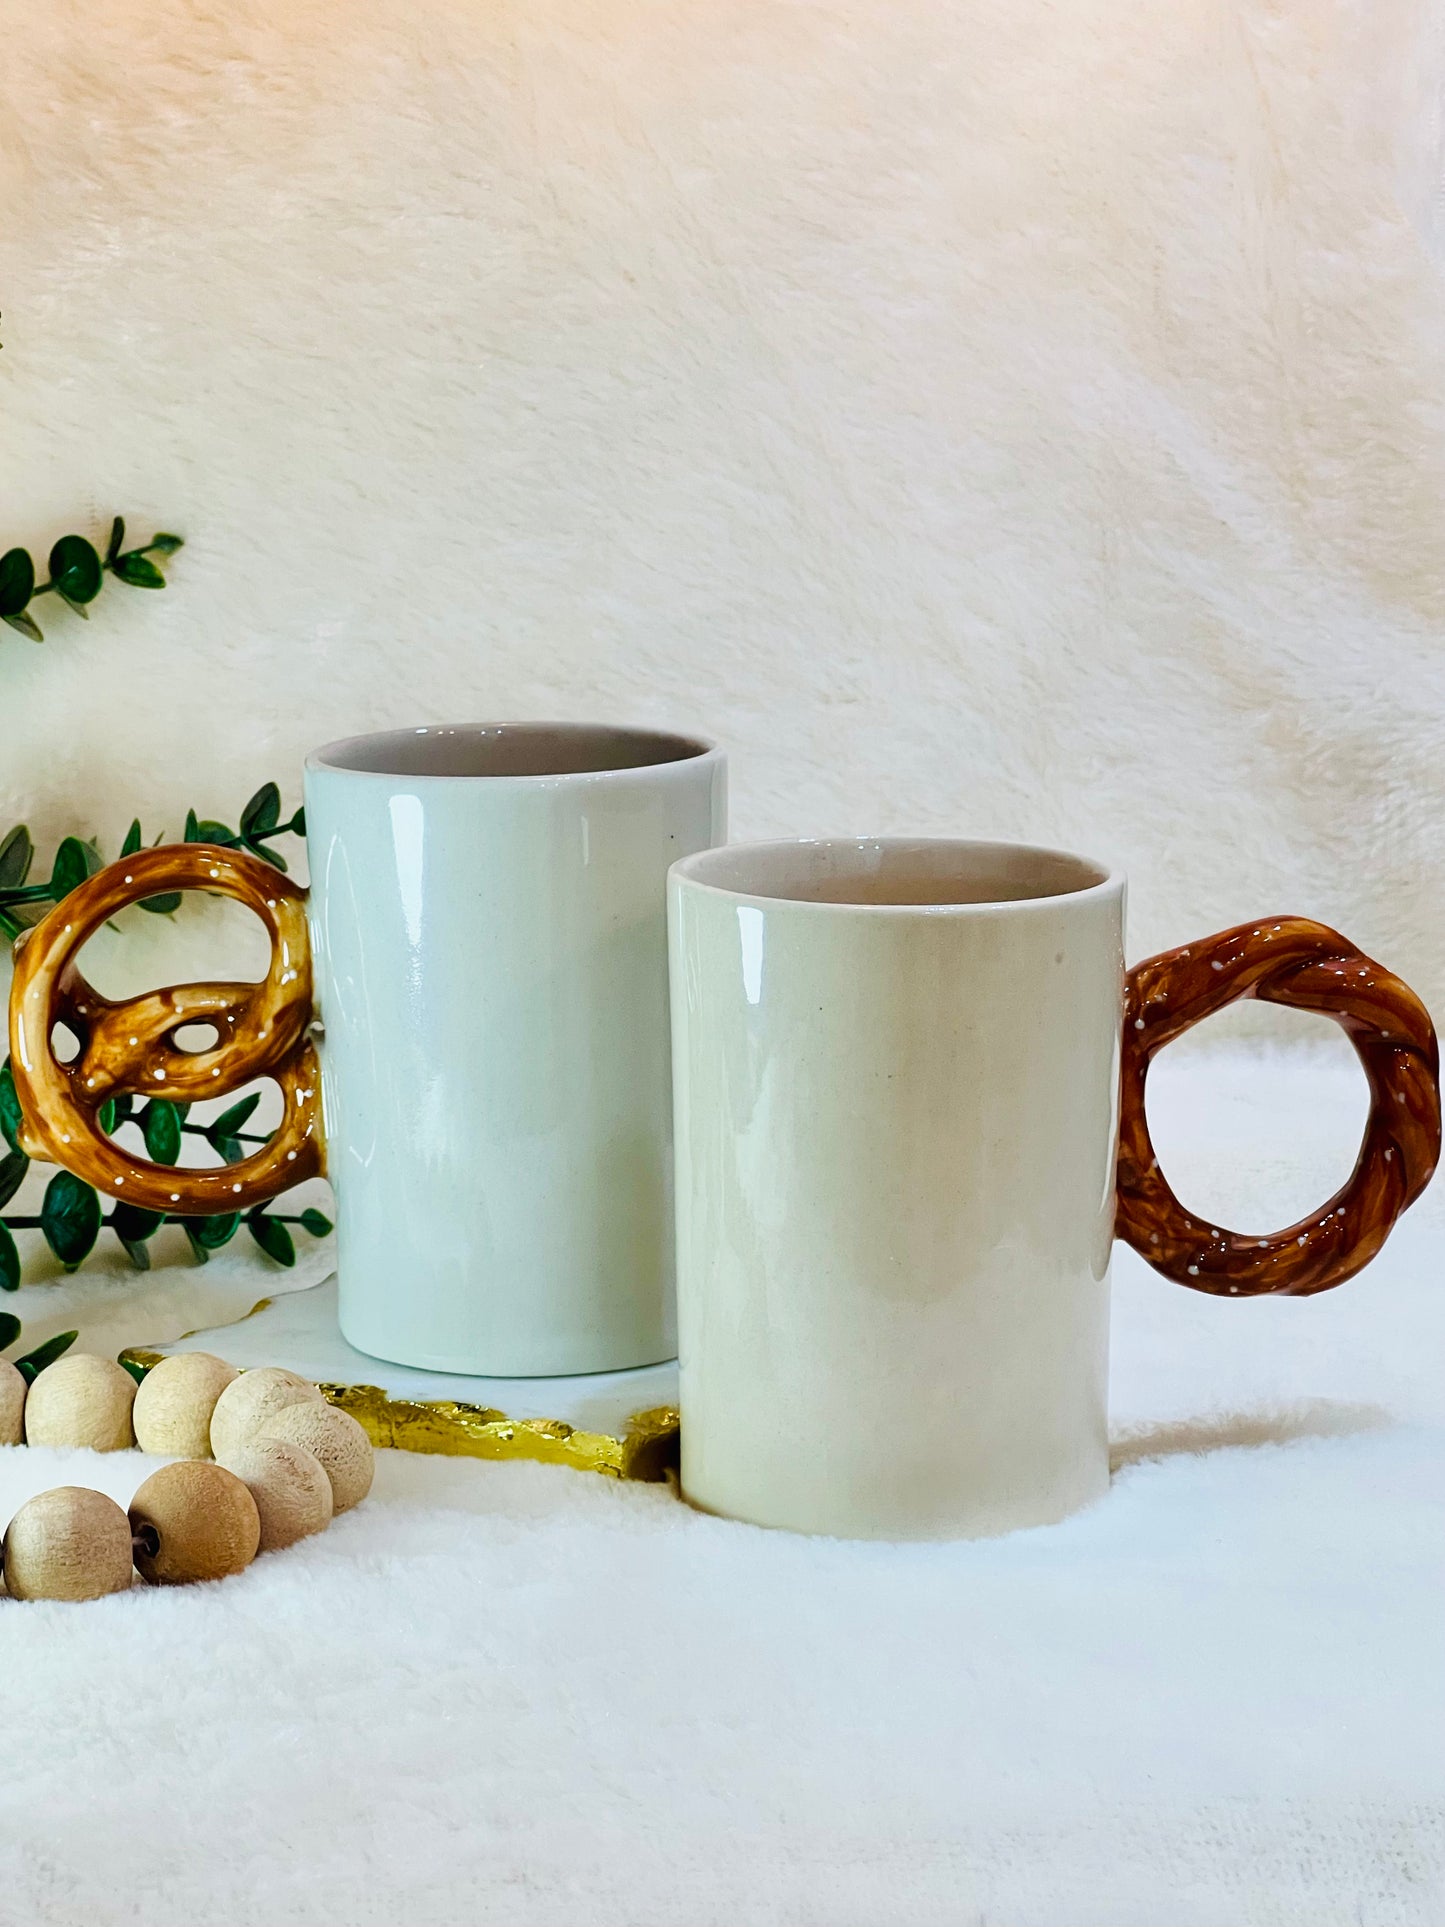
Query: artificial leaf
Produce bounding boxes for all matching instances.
[0,910,21,944]
[0,547,35,617]
[0,1222,17,1293]
[209,1093,260,1139]
[299,1208,333,1238]
[195,819,233,844]
[0,1312,19,1350]
[119,1355,149,1384]
[113,554,166,590]
[249,842,288,873]
[106,517,125,565]
[0,1149,28,1210]
[179,1211,240,1263]
[292,806,306,837]
[0,1059,23,1153]
[48,534,103,606]
[56,589,91,619]
[3,610,43,642]
[112,1202,165,1244]
[49,836,92,901]
[120,818,143,859]
[240,782,281,838]
[97,1098,116,1133]
[142,1099,183,1165]
[184,809,201,843]
[139,891,183,916]
[15,1330,78,1382]
[213,1138,243,1163]
[189,1211,240,1250]
[148,533,184,555]
[247,1210,295,1267]
[113,1200,163,1270]
[39,1170,102,1268]
[0,823,33,889]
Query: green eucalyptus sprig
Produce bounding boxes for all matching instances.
[0,1314,80,1383]
[0,520,182,644]
[0,781,305,941]
[0,1063,332,1290]
[182,781,306,875]
[9,1327,81,1382]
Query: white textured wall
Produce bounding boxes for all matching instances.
[2,0,1444,1012]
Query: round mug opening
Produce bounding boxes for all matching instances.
[673,838,1117,908]
[311,722,714,780]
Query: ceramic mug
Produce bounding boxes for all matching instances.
[9,723,726,1376]
[668,837,1441,1538]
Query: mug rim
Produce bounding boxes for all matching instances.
[307,720,720,783]
[670,836,1125,914]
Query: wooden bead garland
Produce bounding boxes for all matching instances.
[24,1354,137,1452]
[261,1402,375,1514]
[129,1461,261,1585]
[219,1437,333,1551]
[133,1352,238,1458]
[209,1366,323,1462]
[4,1487,136,1602]
[0,1353,374,1602]
[0,1359,25,1447]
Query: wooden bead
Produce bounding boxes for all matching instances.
[261,1402,374,1513]
[24,1354,136,1452]
[0,1358,25,1446]
[133,1352,238,1458]
[129,1461,260,1585]
[4,1486,134,1601]
[209,1366,323,1461]
[220,1437,333,1551]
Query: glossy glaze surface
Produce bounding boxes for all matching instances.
[669,838,1125,1539]
[8,844,323,1212]
[307,723,726,1375]
[1117,917,1441,1293]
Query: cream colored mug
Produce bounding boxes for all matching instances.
[668,838,1441,1539]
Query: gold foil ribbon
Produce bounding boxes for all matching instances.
[118,1349,679,1483]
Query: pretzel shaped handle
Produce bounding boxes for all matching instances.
[7,844,324,1214]
[1117,918,1441,1296]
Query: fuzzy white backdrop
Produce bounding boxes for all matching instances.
[1,0,1444,1007]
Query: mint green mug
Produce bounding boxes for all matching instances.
[10,723,726,1377]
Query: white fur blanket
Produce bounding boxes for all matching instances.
[0,1050,1437,1927]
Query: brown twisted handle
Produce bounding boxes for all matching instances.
[7,844,324,1213]
[1117,918,1440,1295]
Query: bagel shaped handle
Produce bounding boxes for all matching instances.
[1117,918,1440,1295]
[7,844,324,1214]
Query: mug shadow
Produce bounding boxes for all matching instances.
[1110,1398,1390,1472]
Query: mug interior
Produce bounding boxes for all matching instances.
[674,838,1115,908]
[311,722,712,779]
